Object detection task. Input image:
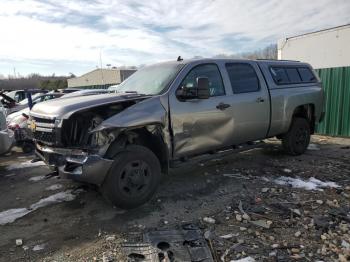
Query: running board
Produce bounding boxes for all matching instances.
[169,141,266,168]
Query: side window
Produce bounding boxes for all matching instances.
[270,67,289,84]
[14,93,20,102]
[271,66,316,85]
[285,68,301,83]
[181,64,225,97]
[298,68,316,82]
[226,63,260,93]
[43,95,53,101]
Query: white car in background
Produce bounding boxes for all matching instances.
[0,102,14,155]
[107,84,119,93]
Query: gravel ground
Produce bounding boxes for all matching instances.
[0,135,349,261]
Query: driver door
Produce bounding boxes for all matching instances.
[169,63,234,158]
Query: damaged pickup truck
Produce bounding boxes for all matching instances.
[29,59,324,208]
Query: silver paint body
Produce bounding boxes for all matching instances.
[30,59,324,184]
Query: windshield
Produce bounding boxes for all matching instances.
[18,93,42,105]
[5,91,17,99]
[117,63,183,95]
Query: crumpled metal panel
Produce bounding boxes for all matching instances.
[171,112,234,157]
[94,96,167,131]
[316,66,350,137]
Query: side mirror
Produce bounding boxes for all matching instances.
[196,77,210,99]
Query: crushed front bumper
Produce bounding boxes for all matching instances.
[35,144,113,185]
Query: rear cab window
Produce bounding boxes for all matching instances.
[225,63,260,93]
[270,66,317,85]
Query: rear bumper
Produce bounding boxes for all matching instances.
[35,145,113,185]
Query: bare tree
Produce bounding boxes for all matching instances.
[213,44,277,60]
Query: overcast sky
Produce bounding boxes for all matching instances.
[0,0,349,77]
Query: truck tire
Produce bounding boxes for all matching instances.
[22,142,35,153]
[102,145,161,209]
[282,117,311,155]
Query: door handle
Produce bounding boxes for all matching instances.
[216,102,231,110]
[256,97,265,103]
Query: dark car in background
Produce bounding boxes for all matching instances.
[5,89,48,103]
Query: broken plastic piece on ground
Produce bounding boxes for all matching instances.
[249,219,272,229]
[122,224,214,262]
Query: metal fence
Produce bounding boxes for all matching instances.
[316,66,350,137]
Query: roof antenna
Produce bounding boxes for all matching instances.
[177,56,183,62]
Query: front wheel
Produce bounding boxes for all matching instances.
[102,145,161,209]
[282,117,311,155]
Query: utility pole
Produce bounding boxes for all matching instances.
[99,49,105,88]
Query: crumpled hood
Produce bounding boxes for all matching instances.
[30,93,149,119]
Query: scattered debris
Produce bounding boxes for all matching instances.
[29,175,46,182]
[33,244,46,251]
[223,173,247,179]
[261,187,269,193]
[45,184,63,191]
[220,233,238,239]
[220,241,243,262]
[203,217,216,224]
[250,220,273,229]
[15,239,23,246]
[105,235,116,241]
[236,214,242,222]
[294,231,302,237]
[122,224,214,262]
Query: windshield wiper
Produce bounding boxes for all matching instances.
[122,91,150,96]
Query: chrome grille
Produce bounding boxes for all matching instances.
[30,116,57,144]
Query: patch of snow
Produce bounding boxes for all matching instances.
[308,144,320,150]
[29,175,46,182]
[30,191,76,210]
[45,184,63,191]
[6,160,45,171]
[0,208,31,225]
[5,173,16,177]
[0,190,77,225]
[282,168,292,173]
[32,244,46,251]
[273,176,340,191]
[230,257,256,262]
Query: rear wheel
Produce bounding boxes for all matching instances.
[102,145,161,209]
[282,117,311,155]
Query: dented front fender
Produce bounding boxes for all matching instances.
[92,96,168,132]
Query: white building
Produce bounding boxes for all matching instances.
[68,68,136,89]
[278,24,350,69]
